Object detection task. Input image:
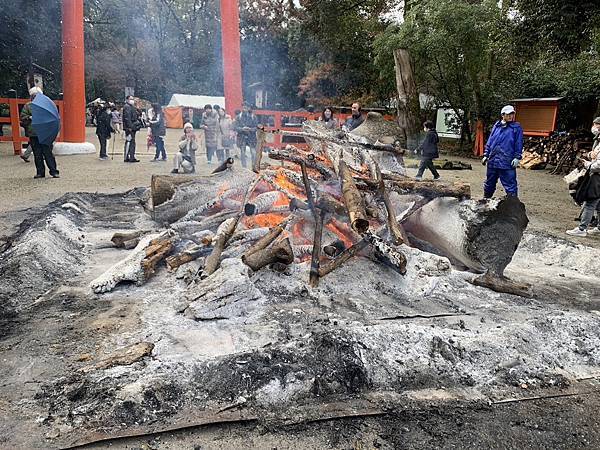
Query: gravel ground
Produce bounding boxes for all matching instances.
[0,127,597,248]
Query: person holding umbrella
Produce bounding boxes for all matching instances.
[20,87,60,179]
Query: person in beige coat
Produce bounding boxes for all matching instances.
[171,123,197,174]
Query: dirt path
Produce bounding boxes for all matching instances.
[1,131,596,248]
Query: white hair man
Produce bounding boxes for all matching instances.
[19,87,60,178]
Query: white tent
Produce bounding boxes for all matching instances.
[167,94,225,109]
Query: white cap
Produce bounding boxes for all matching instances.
[501,105,515,115]
[29,86,43,96]
[183,122,193,130]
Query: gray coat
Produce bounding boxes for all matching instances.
[202,111,220,148]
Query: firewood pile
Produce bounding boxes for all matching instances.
[90,113,530,298]
[521,132,592,174]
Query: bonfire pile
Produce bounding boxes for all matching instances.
[91,115,472,294]
[521,131,592,173]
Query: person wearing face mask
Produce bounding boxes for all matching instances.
[318,107,338,130]
[566,117,600,237]
[122,95,141,163]
[343,102,365,132]
[481,105,523,198]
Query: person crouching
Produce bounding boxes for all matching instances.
[171,123,197,174]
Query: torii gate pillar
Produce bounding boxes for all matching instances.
[220,0,243,114]
[56,0,94,154]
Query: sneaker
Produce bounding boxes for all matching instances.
[433,176,441,181]
[99,156,108,160]
[51,173,60,178]
[33,174,45,179]
[130,159,140,163]
[566,227,587,237]
[20,155,30,163]
[588,227,600,236]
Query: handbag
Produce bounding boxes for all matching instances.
[574,170,600,205]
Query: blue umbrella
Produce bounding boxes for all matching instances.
[31,93,61,145]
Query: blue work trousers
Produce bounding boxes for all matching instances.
[484,167,518,198]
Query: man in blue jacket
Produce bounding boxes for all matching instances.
[482,105,523,198]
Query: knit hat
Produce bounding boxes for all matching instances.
[183,122,193,130]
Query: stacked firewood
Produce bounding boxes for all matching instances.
[521,132,592,174]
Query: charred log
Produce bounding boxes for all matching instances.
[363,231,407,275]
[243,216,292,258]
[268,148,336,179]
[318,238,370,278]
[339,160,369,233]
[242,237,294,271]
[202,216,240,278]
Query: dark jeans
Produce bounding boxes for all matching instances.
[30,136,58,177]
[416,158,440,179]
[579,198,600,230]
[98,135,108,158]
[154,136,166,160]
[124,131,137,161]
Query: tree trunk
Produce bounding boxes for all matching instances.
[393,48,421,150]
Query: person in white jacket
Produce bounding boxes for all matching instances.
[566,117,600,237]
[171,123,197,174]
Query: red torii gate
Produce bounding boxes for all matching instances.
[60,0,243,144]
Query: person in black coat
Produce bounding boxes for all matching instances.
[122,95,141,162]
[96,102,114,160]
[415,120,440,180]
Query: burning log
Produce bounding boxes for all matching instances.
[318,238,370,278]
[242,237,294,271]
[316,194,347,216]
[243,216,292,258]
[202,216,240,278]
[339,160,369,233]
[268,148,336,179]
[212,157,235,174]
[151,170,256,224]
[309,209,326,287]
[244,191,288,216]
[372,161,406,245]
[268,128,407,157]
[363,231,407,275]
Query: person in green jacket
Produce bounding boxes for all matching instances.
[20,87,59,178]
